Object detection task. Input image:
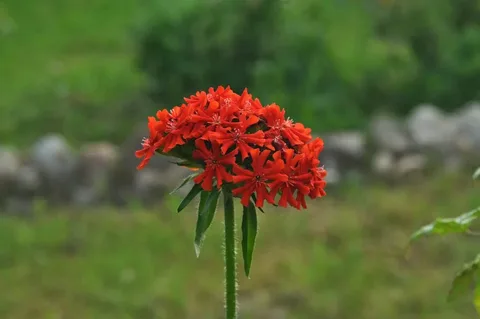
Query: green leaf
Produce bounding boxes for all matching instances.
[241,202,258,277]
[448,254,480,302]
[475,283,480,315]
[194,189,221,257]
[410,207,480,241]
[170,173,198,195]
[170,159,202,169]
[177,183,202,213]
[473,167,480,180]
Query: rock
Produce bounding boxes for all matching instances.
[0,147,20,184]
[133,164,191,205]
[323,131,366,159]
[321,131,367,182]
[321,155,341,185]
[72,142,119,206]
[369,114,412,154]
[371,151,394,176]
[30,134,76,204]
[15,164,40,194]
[0,147,21,210]
[406,104,455,149]
[395,153,428,177]
[452,102,480,156]
[109,123,190,206]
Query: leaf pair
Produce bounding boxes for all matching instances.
[174,180,220,257]
[410,207,480,241]
[410,206,480,314]
[172,177,259,277]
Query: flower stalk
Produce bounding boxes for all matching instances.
[223,186,238,319]
[135,86,328,318]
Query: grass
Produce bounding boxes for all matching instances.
[0,0,147,144]
[0,173,478,318]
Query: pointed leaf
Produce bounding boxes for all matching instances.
[194,189,221,257]
[170,159,202,169]
[241,202,258,277]
[473,167,480,180]
[475,283,480,315]
[448,254,480,302]
[410,207,480,242]
[170,173,198,195]
[177,183,202,213]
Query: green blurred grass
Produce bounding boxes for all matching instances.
[0,173,478,318]
[0,0,146,144]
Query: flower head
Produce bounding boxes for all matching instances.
[136,86,327,209]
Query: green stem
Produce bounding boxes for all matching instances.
[223,187,237,319]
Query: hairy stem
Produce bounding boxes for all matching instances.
[223,187,238,319]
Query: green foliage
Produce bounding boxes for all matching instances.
[2,0,480,144]
[170,173,198,195]
[194,189,220,257]
[0,0,148,145]
[241,202,258,278]
[410,207,480,241]
[474,168,480,180]
[137,0,480,133]
[410,168,480,315]
[448,254,480,302]
[0,174,479,318]
[177,184,202,213]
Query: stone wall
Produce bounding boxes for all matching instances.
[1,102,479,213]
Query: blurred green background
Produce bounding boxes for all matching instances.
[0,0,480,318]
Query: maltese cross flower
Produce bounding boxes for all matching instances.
[135,86,327,319]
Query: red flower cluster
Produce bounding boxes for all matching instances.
[136,86,327,209]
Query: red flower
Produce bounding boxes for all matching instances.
[232,149,288,208]
[136,86,327,210]
[263,103,312,146]
[192,140,238,191]
[236,89,263,116]
[209,113,265,160]
[184,90,208,109]
[190,100,239,139]
[135,117,164,169]
[269,150,312,209]
[162,106,187,153]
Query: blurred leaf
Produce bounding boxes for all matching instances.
[170,159,203,169]
[448,254,480,302]
[410,207,480,241]
[473,167,480,180]
[241,202,258,277]
[194,189,221,257]
[177,183,202,213]
[170,173,198,195]
[475,282,480,315]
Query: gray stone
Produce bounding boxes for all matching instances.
[371,151,394,175]
[369,114,412,153]
[0,147,21,210]
[406,104,455,149]
[109,123,189,206]
[323,131,366,159]
[72,142,119,206]
[321,155,341,185]
[133,164,191,205]
[452,102,480,156]
[0,147,20,183]
[15,164,40,193]
[30,134,76,203]
[395,153,428,177]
